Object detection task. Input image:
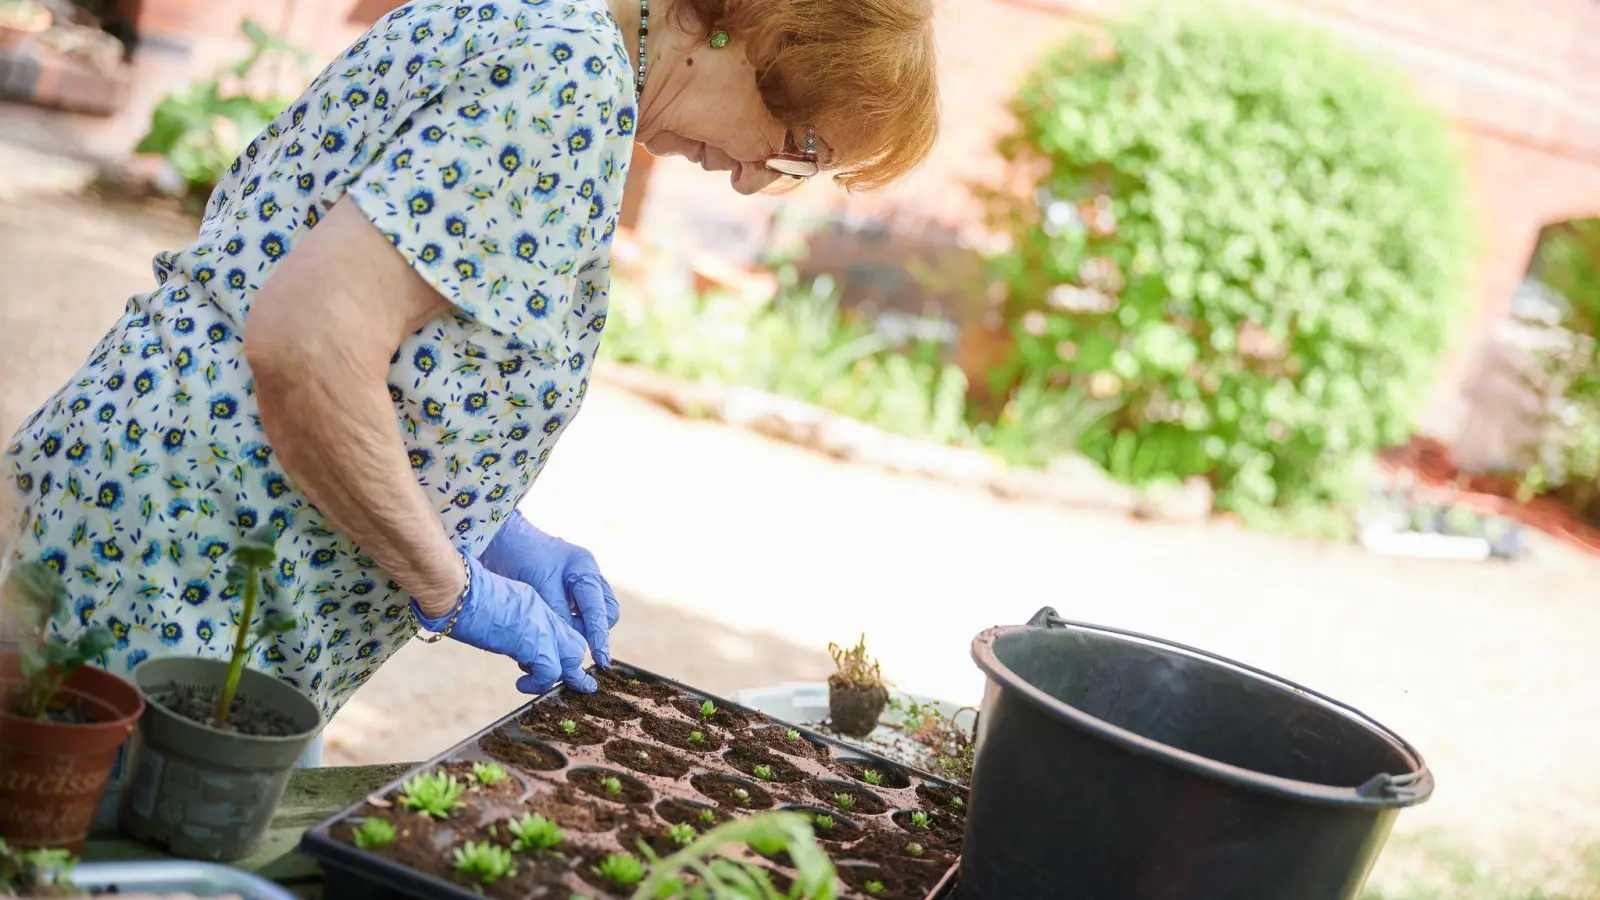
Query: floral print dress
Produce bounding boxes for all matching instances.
[2,0,636,717]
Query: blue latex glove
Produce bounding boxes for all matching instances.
[411,549,598,694]
[479,510,620,668]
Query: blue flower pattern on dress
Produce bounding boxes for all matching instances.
[3,0,634,716]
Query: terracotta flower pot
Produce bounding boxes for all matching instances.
[0,651,145,852]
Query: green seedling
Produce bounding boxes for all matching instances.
[732,788,750,806]
[813,814,834,832]
[861,769,882,786]
[351,817,397,849]
[631,812,837,900]
[688,731,704,743]
[214,526,296,729]
[697,808,717,825]
[594,852,646,887]
[507,813,564,851]
[905,842,924,858]
[601,776,623,795]
[667,823,696,846]
[833,793,855,810]
[908,811,931,830]
[952,797,965,809]
[637,750,651,762]
[473,762,508,786]
[864,881,885,895]
[0,840,79,897]
[2,562,114,720]
[628,678,642,686]
[398,771,466,819]
[752,764,774,781]
[785,729,801,741]
[560,719,579,735]
[452,841,516,885]
[699,700,717,718]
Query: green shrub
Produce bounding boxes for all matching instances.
[1522,222,1600,522]
[989,3,1476,510]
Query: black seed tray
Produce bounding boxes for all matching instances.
[299,660,963,900]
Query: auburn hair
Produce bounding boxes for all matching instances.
[672,0,939,190]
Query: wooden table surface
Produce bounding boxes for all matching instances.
[83,763,417,899]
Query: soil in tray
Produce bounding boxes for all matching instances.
[672,696,752,731]
[914,782,967,818]
[433,761,525,804]
[523,781,630,833]
[838,861,917,900]
[782,805,864,845]
[890,809,962,853]
[618,823,694,859]
[809,780,890,816]
[603,737,692,779]
[655,797,732,829]
[594,667,679,703]
[334,806,556,900]
[558,690,642,722]
[837,758,913,790]
[723,743,809,784]
[691,773,776,811]
[851,828,957,866]
[151,684,296,736]
[641,713,726,753]
[480,728,570,773]
[743,723,830,761]
[568,767,654,806]
[519,703,607,745]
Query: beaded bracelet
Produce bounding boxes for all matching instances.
[415,550,471,644]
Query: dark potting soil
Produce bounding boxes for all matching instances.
[518,705,606,745]
[655,797,730,829]
[153,684,296,737]
[671,697,751,731]
[558,690,640,722]
[838,758,913,790]
[434,760,524,804]
[744,723,829,760]
[480,729,569,773]
[850,829,957,868]
[574,847,651,896]
[690,773,775,811]
[42,703,96,724]
[618,824,691,859]
[594,667,679,703]
[914,782,968,816]
[891,809,961,852]
[828,679,889,739]
[568,767,653,806]
[837,861,913,900]
[809,780,889,816]
[603,737,691,779]
[640,713,724,752]
[523,781,629,833]
[723,743,808,785]
[793,807,863,845]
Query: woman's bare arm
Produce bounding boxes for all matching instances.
[244,197,465,618]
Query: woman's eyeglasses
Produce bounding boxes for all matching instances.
[764,126,820,179]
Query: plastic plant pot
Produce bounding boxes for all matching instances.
[961,607,1433,900]
[118,656,321,861]
[0,651,144,852]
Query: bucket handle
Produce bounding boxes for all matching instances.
[1024,606,1430,803]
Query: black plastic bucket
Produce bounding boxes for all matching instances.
[961,607,1432,900]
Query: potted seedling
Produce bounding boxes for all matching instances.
[118,526,322,861]
[398,772,466,819]
[827,635,888,738]
[0,562,142,852]
[594,851,646,890]
[454,842,516,887]
[507,813,564,852]
[0,839,79,897]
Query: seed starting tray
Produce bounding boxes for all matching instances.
[299,661,963,900]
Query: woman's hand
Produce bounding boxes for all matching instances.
[413,550,598,694]
[479,511,619,668]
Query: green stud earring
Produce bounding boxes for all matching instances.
[709,30,730,49]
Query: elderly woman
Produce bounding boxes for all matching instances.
[2,0,937,762]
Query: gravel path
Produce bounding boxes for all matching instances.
[2,154,1596,890]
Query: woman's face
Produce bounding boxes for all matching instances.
[637,37,818,195]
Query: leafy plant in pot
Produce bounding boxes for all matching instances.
[0,562,143,852]
[826,635,888,739]
[117,526,323,861]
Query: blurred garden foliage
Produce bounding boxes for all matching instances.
[985,3,1477,513]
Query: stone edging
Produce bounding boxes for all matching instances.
[592,362,1214,523]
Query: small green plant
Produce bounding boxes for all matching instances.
[213,526,295,728]
[631,811,837,900]
[351,817,397,850]
[667,823,697,846]
[698,808,717,825]
[594,852,646,887]
[861,769,882,786]
[908,811,931,830]
[732,788,750,806]
[2,563,114,720]
[473,762,508,786]
[453,841,516,885]
[602,776,623,795]
[952,797,965,809]
[700,700,717,718]
[752,764,774,781]
[0,840,78,897]
[813,815,835,832]
[689,731,705,743]
[863,880,885,895]
[827,635,883,689]
[905,842,924,858]
[398,772,466,820]
[560,719,579,735]
[834,793,855,810]
[629,678,642,686]
[785,729,801,741]
[637,750,651,762]
[507,813,564,852]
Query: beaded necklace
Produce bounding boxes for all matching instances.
[635,0,648,99]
